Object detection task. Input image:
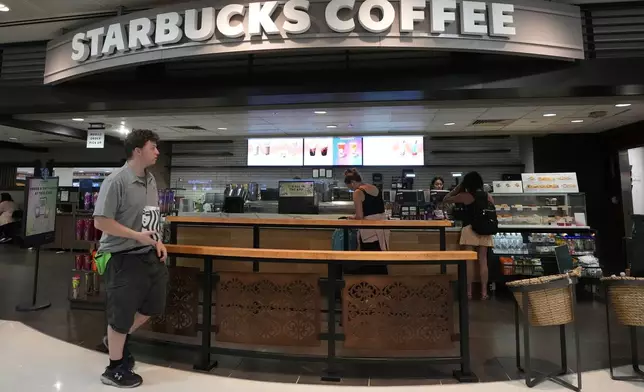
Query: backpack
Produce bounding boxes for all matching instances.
[332,228,358,251]
[470,191,498,235]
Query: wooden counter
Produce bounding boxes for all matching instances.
[169,214,465,277]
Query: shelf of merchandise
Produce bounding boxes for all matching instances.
[68,237,105,311]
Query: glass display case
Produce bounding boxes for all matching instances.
[493,193,588,227]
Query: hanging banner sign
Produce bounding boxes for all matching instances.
[86,131,105,149]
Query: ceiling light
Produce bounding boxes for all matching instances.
[120,121,126,125]
[0,4,9,12]
[9,137,17,141]
[314,111,327,115]
[217,127,227,130]
[72,118,84,122]
[326,125,337,129]
[444,122,455,126]
[615,103,632,108]
[571,120,584,123]
[543,113,557,117]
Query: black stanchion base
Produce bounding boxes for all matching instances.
[15,302,51,312]
[193,360,218,372]
[453,370,478,383]
[321,369,342,382]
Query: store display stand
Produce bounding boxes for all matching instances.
[15,245,51,312]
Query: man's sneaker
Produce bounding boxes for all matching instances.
[100,364,143,388]
[103,336,136,370]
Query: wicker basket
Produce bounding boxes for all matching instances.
[601,276,644,327]
[506,268,580,327]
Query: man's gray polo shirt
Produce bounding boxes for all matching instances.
[93,163,159,254]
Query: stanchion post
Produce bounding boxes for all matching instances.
[322,260,341,382]
[16,246,51,312]
[194,256,217,371]
[252,225,260,272]
[453,259,476,382]
[439,228,447,274]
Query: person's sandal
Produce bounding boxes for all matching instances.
[481,293,490,300]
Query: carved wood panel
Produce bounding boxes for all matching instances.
[145,266,199,337]
[216,272,321,346]
[343,275,453,350]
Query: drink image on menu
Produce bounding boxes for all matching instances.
[142,206,161,242]
[338,142,346,158]
[350,141,358,157]
[321,145,328,156]
[309,143,316,156]
[253,144,260,155]
[263,142,270,155]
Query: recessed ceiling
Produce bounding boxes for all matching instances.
[0,124,83,145]
[16,98,644,142]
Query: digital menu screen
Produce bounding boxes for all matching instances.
[247,138,304,166]
[304,137,363,166]
[362,136,424,166]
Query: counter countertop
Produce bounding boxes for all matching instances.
[168,213,453,228]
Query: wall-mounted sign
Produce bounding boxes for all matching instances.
[521,173,579,194]
[363,136,424,166]
[304,136,363,166]
[86,131,105,149]
[247,138,303,166]
[279,181,315,197]
[44,0,584,84]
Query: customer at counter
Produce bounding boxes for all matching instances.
[344,168,389,274]
[344,168,390,251]
[431,176,445,190]
[444,171,493,300]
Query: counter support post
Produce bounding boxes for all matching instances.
[195,256,217,372]
[169,222,177,267]
[252,226,260,272]
[439,228,447,274]
[322,261,341,382]
[454,260,476,382]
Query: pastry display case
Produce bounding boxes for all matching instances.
[493,193,588,227]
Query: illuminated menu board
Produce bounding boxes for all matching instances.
[362,136,424,166]
[304,137,363,166]
[247,138,304,166]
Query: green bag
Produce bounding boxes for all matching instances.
[94,252,112,275]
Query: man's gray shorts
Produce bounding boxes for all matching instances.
[104,250,169,334]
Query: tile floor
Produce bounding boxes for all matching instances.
[0,246,642,388]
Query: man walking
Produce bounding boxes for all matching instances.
[94,129,168,388]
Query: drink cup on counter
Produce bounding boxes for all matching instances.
[76,219,85,240]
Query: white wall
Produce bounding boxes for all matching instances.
[629,147,644,215]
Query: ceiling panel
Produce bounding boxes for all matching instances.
[12,97,644,144]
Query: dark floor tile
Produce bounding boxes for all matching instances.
[297,374,369,386]
[229,358,301,383]
[369,377,441,386]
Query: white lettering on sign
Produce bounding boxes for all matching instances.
[86,131,105,149]
[70,0,517,62]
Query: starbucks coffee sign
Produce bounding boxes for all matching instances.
[44,0,584,84]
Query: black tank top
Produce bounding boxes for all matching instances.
[358,187,385,217]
